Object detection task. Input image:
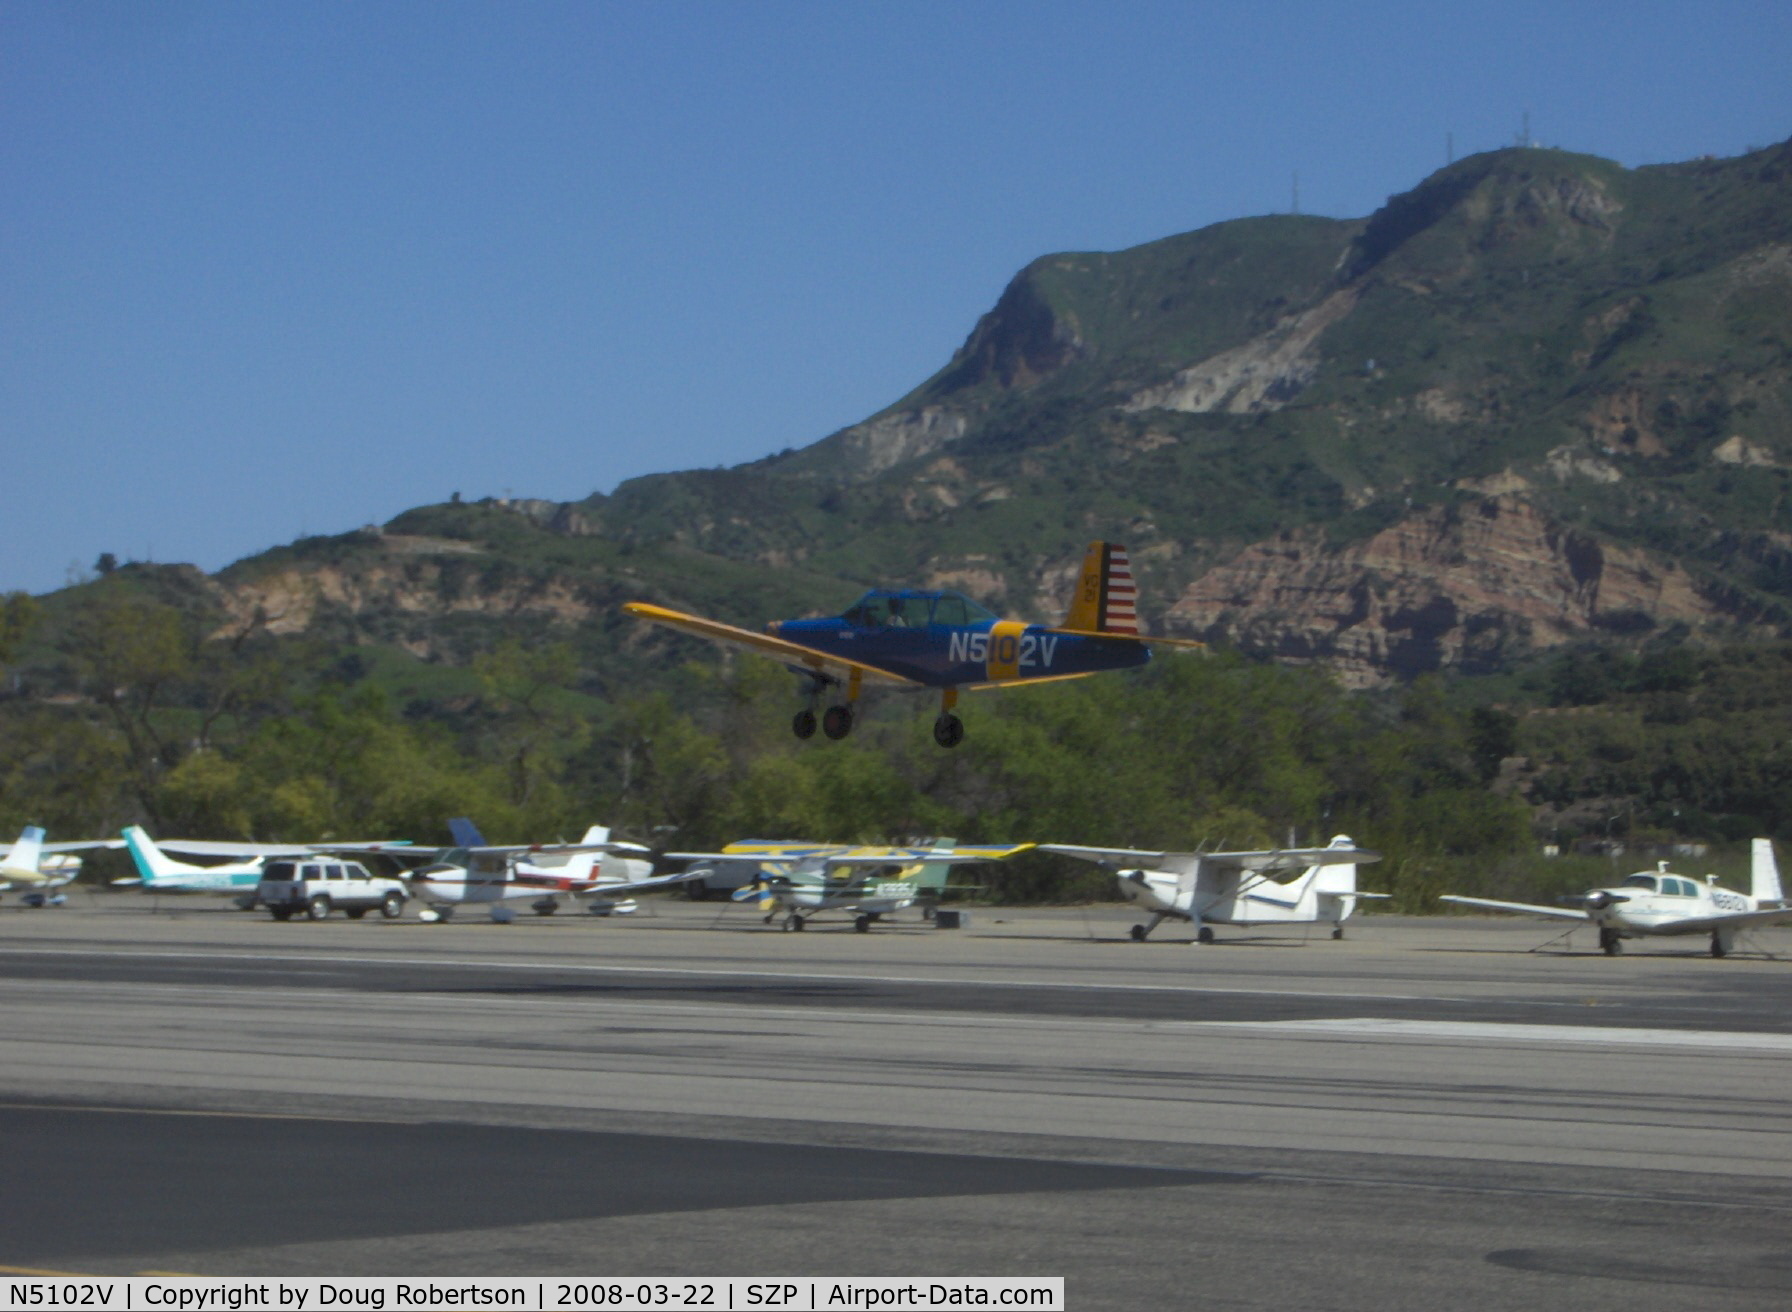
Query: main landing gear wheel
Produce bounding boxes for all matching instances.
[1129,924,1148,942]
[1195,926,1215,945]
[854,914,872,933]
[793,709,818,739]
[933,712,965,748]
[822,704,854,739]
[1332,927,1345,940]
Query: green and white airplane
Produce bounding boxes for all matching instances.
[671,838,1031,933]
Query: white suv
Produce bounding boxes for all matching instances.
[258,859,408,921]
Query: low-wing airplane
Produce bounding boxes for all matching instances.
[1040,833,1385,943]
[395,819,704,922]
[673,839,1032,932]
[1440,839,1789,957]
[0,826,119,907]
[624,541,1201,746]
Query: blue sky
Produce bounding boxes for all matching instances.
[3,1,1788,595]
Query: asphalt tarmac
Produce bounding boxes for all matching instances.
[2,895,1790,1310]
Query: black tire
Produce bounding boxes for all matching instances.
[790,914,805,932]
[686,878,710,901]
[1129,923,1147,942]
[380,893,404,920]
[344,907,368,920]
[854,914,871,933]
[822,704,854,739]
[269,907,294,922]
[1600,928,1622,955]
[933,713,965,748]
[306,896,331,921]
[1196,926,1215,945]
[793,709,817,739]
[1331,927,1345,940]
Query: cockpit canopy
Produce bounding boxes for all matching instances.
[840,589,998,629]
[1619,872,1700,896]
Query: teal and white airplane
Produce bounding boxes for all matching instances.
[1,826,120,907]
[113,826,288,906]
[1442,839,1789,957]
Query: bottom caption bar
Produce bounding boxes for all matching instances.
[6,1276,1065,1311]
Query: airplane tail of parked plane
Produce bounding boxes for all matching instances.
[2,825,47,880]
[120,825,201,884]
[1058,542,1141,637]
[448,817,488,849]
[1752,838,1783,905]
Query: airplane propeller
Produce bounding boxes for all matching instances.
[1580,891,1631,911]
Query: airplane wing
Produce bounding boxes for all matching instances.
[584,868,710,897]
[1439,894,1590,922]
[1201,846,1382,873]
[1652,906,1792,935]
[152,838,414,858]
[469,841,653,857]
[623,602,921,686]
[1038,844,1171,867]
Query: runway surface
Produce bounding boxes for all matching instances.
[2,896,1790,1309]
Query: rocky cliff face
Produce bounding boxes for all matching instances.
[1166,495,1726,686]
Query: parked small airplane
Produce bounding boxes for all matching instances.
[624,541,1201,746]
[0,826,118,907]
[1040,833,1384,943]
[114,825,285,906]
[673,839,1032,932]
[1441,839,1790,957]
[395,819,703,922]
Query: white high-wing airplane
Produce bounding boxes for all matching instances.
[1040,833,1384,943]
[672,839,1032,932]
[398,820,704,922]
[0,826,119,907]
[1441,839,1789,957]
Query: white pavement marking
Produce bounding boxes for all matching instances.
[1195,1017,1792,1051]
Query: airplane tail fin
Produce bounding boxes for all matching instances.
[121,825,191,885]
[5,825,46,871]
[1751,838,1783,905]
[1059,542,1140,636]
[580,825,611,846]
[448,817,487,848]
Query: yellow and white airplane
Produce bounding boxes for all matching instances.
[1041,833,1384,943]
[0,826,118,907]
[1442,839,1789,957]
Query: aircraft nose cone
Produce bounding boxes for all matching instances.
[1584,891,1628,911]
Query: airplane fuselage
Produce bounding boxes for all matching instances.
[1584,872,1757,938]
[1118,868,1362,928]
[769,615,1149,687]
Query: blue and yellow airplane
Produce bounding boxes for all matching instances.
[623,541,1200,746]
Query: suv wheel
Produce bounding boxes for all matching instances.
[380,892,404,920]
[306,896,332,921]
[269,907,294,922]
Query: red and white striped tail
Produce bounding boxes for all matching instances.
[1101,546,1139,634]
[1062,542,1140,635]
